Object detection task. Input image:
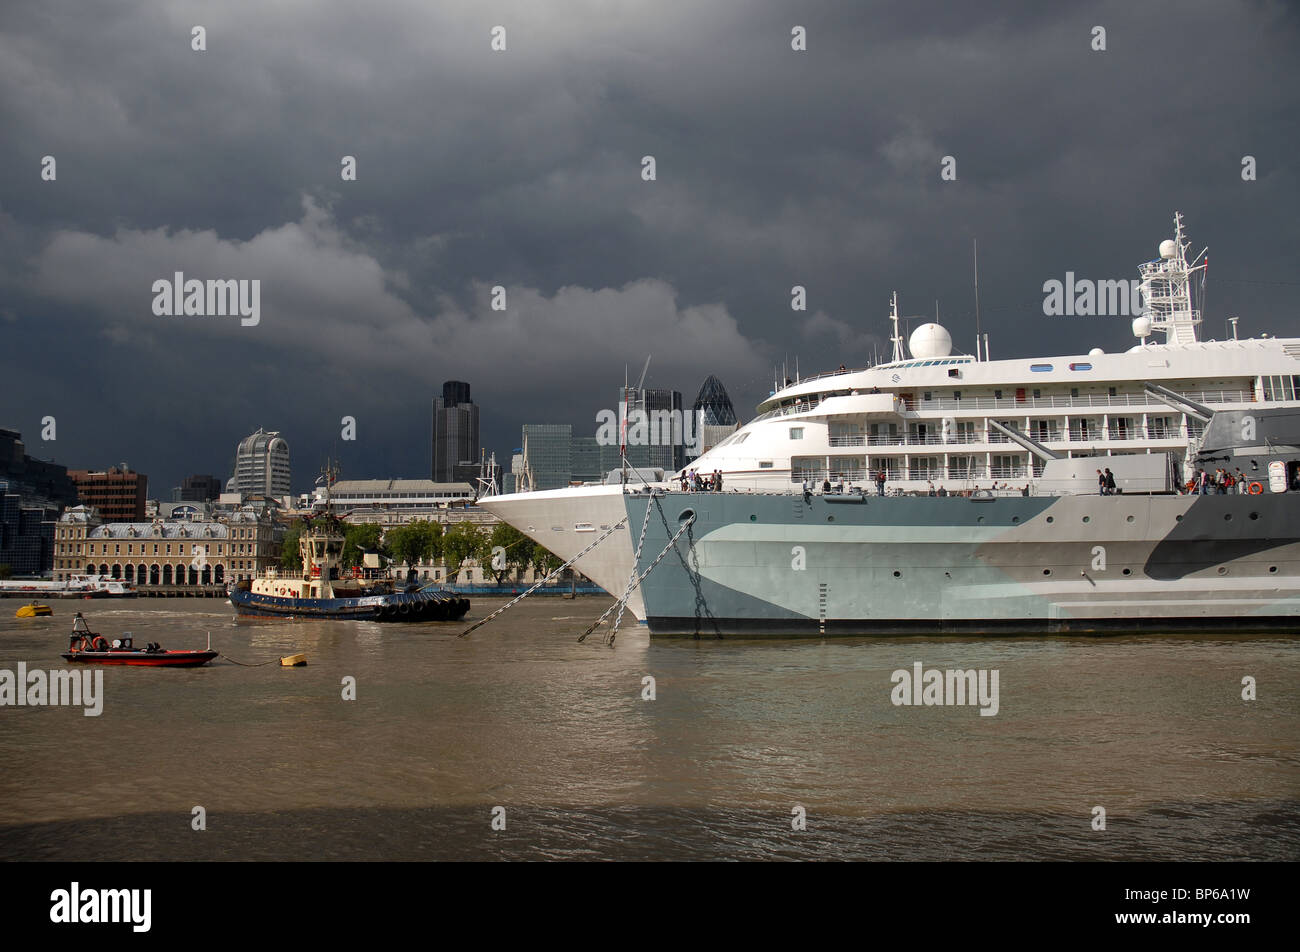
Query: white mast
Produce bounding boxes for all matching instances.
[1137,211,1207,345]
[889,291,905,362]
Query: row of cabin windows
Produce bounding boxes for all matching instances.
[919,387,1119,401]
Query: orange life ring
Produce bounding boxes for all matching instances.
[1248,482,1263,495]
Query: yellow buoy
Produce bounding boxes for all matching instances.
[280,653,307,667]
[15,603,53,618]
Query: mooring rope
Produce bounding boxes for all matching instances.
[459,518,628,638]
[578,508,696,643]
[218,654,281,667]
[579,495,654,644]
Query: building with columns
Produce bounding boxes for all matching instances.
[53,505,281,586]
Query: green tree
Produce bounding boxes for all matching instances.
[487,523,533,583]
[532,546,563,577]
[342,522,385,568]
[280,520,305,572]
[387,520,443,568]
[441,522,487,582]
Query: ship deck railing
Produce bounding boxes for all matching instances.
[753,388,1254,422]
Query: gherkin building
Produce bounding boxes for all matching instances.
[693,375,737,426]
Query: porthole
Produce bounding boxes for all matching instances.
[1011,515,1020,524]
[1217,566,1228,575]
[827,516,835,523]
[1269,566,1278,574]
[1175,514,1183,522]
[1122,568,1131,576]
[977,516,985,524]
[1045,516,1054,524]
[893,570,901,578]
[749,514,757,522]
[1126,515,1134,523]
[1224,513,1233,522]
[1042,568,1052,576]
[1249,512,1259,520]
[1082,515,1091,524]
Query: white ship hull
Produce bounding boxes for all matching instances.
[479,485,649,621]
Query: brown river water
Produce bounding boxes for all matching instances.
[1,597,1297,860]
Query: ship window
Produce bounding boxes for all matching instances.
[1069,363,1092,371]
[953,391,961,399]
[1030,364,1053,372]
[789,427,804,439]
[1071,388,1079,397]
[1109,386,1117,396]
[759,461,774,468]
[994,390,1003,399]
[923,392,931,401]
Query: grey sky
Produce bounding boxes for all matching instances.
[1,0,1296,493]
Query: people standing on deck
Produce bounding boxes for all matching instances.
[875,471,886,496]
[1104,468,1116,495]
[1022,484,1030,496]
[1097,470,1106,495]
[1236,468,1247,494]
[1196,468,1208,495]
[937,485,948,497]
[715,470,723,492]
[927,481,936,496]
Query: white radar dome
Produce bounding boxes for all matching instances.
[1088,347,1104,356]
[1159,239,1177,259]
[1132,316,1152,338]
[909,323,953,359]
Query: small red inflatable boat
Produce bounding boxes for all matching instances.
[61,613,217,667]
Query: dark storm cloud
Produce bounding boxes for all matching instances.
[1,0,1296,491]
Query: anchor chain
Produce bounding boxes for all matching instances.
[578,504,696,643]
[612,495,658,639]
[459,518,627,638]
[653,496,721,639]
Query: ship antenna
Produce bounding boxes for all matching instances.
[973,238,982,362]
[889,292,904,362]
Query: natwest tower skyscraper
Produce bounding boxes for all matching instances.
[431,380,480,483]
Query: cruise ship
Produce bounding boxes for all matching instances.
[481,214,1300,633]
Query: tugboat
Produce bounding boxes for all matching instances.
[228,464,470,622]
[62,613,218,667]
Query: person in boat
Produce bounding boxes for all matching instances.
[714,470,723,492]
